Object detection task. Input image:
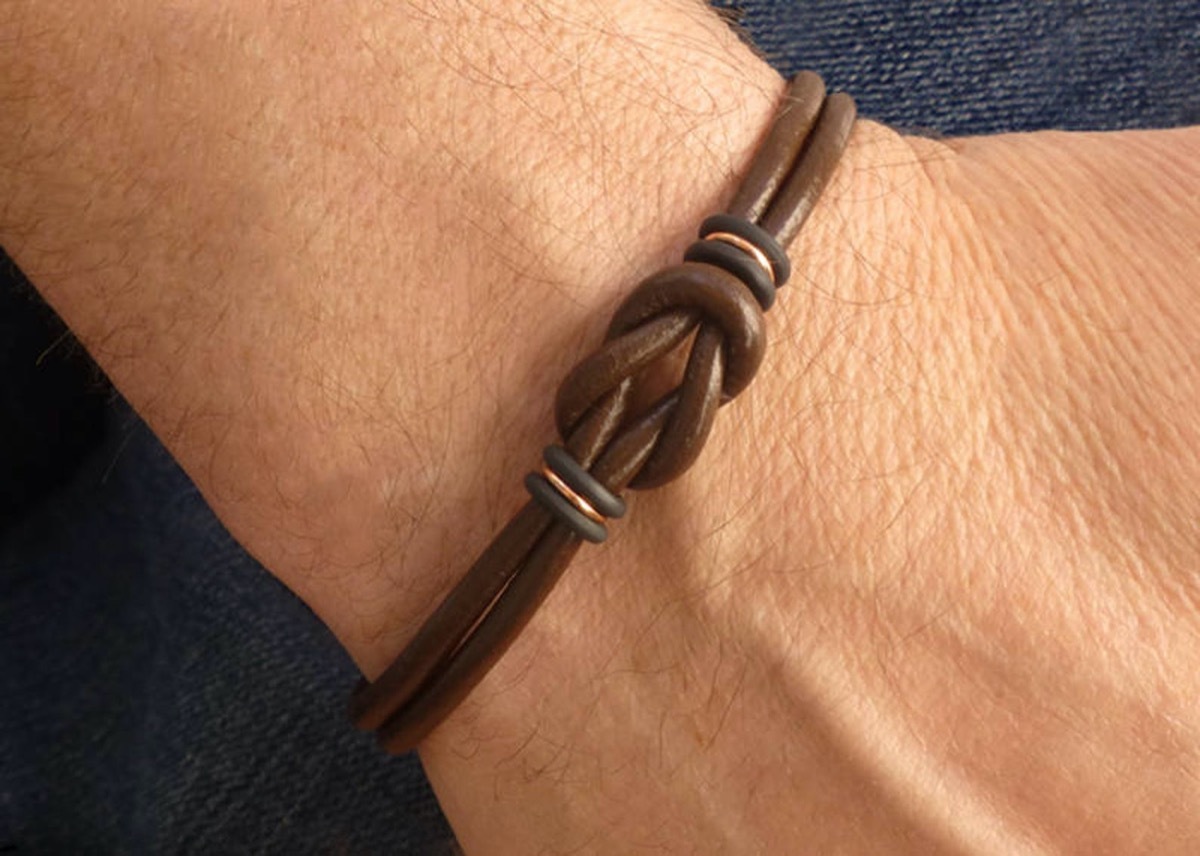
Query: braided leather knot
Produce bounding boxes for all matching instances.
[555,260,767,492]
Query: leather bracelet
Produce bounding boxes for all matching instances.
[350,71,857,754]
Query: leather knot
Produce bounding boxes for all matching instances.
[555,261,766,490]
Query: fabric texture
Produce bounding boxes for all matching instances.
[2,1,1196,852]
[718,0,1200,133]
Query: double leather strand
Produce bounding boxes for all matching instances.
[350,72,857,753]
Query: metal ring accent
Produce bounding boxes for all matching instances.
[524,473,608,543]
[543,445,627,519]
[682,240,777,311]
[542,465,605,524]
[704,231,775,286]
[699,213,791,286]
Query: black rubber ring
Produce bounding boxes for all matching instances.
[524,473,608,544]
[699,213,791,287]
[683,240,776,311]
[543,445,626,520]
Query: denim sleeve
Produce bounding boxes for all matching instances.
[716,0,1200,133]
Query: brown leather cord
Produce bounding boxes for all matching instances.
[350,72,857,753]
[727,70,828,225]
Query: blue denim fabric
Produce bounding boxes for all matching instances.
[2,2,1196,853]
[716,0,1200,133]
[1,405,457,854]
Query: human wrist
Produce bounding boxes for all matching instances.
[1,0,799,662]
[386,92,946,853]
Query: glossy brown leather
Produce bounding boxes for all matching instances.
[351,72,858,753]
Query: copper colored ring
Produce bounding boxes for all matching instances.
[542,465,606,524]
[704,231,776,286]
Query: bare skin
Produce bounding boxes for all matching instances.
[3,1,1199,852]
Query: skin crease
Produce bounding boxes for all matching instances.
[3,1,1200,853]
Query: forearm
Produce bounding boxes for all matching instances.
[0,0,818,665]
[0,4,916,849]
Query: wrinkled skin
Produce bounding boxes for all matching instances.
[3,1,1198,852]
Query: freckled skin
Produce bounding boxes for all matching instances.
[3,2,1199,852]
